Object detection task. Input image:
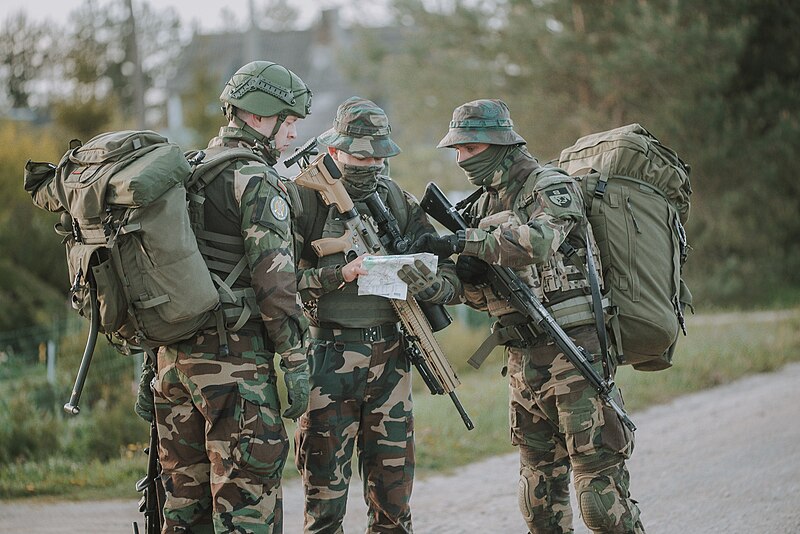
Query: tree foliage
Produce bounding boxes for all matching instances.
[354,0,800,307]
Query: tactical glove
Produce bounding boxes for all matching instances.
[456,255,490,285]
[409,230,465,257]
[281,361,310,420]
[134,360,156,423]
[397,259,454,304]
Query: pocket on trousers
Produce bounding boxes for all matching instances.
[295,416,340,485]
[235,382,287,481]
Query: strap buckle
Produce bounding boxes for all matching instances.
[362,325,381,342]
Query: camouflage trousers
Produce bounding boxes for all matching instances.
[153,330,289,534]
[508,326,644,534]
[295,330,415,533]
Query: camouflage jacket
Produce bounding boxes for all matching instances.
[201,127,307,367]
[461,147,595,316]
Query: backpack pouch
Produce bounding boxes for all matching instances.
[67,242,127,333]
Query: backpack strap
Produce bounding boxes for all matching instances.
[185,148,269,351]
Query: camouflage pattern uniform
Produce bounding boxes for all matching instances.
[153,62,310,534]
[439,100,644,534]
[291,97,460,534]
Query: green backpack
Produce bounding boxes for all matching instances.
[24,130,224,351]
[558,124,692,371]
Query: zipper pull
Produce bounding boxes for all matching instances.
[626,198,642,233]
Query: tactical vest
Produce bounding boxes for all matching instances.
[301,177,409,328]
[186,145,285,345]
[469,160,603,331]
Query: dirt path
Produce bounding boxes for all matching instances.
[2,362,800,533]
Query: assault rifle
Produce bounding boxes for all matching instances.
[420,182,636,432]
[284,137,319,169]
[294,154,474,430]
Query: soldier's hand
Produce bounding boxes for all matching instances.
[456,255,490,285]
[398,259,454,304]
[341,254,369,282]
[282,361,309,420]
[409,231,465,257]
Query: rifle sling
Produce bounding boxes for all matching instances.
[467,294,609,369]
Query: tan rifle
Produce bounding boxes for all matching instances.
[294,153,473,430]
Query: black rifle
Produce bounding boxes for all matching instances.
[420,182,636,432]
[284,137,319,169]
[133,419,164,534]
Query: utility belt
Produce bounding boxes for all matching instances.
[468,294,609,369]
[310,322,401,344]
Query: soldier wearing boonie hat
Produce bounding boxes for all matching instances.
[412,98,646,534]
[317,96,401,158]
[292,96,461,533]
[437,98,525,148]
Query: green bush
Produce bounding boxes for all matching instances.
[63,400,149,462]
[0,390,63,464]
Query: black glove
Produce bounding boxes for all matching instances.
[409,231,465,257]
[397,259,454,303]
[456,255,490,285]
[134,360,156,423]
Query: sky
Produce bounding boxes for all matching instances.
[0,0,391,32]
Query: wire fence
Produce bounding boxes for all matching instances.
[0,315,141,415]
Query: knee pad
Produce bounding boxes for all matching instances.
[518,466,537,523]
[576,473,642,533]
[578,485,612,532]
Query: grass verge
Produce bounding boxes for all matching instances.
[2,307,798,500]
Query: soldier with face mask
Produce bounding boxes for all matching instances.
[414,99,645,534]
[151,60,311,533]
[291,96,461,534]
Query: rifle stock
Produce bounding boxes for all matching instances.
[420,182,636,432]
[294,158,473,430]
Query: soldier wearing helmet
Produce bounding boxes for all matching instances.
[413,99,645,533]
[151,61,311,533]
[291,97,461,533]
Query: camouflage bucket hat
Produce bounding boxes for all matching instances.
[317,96,401,158]
[437,99,526,148]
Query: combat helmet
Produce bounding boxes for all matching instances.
[220,60,312,120]
[437,99,525,148]
[317,96,401,158]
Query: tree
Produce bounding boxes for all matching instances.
[358,0,799,306]
[0,12,54,110]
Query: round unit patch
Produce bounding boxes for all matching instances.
[270,196,289,221]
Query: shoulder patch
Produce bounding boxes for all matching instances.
[545,187,573,207]
[270,196,289,221]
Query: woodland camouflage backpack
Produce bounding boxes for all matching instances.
[558,123,693,371]
[24,130,252,352]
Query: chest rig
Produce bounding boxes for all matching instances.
[469,164,605,332]
[311,178,410,328]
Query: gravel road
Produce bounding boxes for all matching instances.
[2,362,799,534]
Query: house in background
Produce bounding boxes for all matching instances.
[163,8,399,171]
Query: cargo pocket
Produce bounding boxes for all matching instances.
[563,407,598,457]
[294,416,341,486]
[234,382,287,482]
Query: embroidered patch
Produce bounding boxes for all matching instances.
[545,187,572,207]
[270,196,289,221]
